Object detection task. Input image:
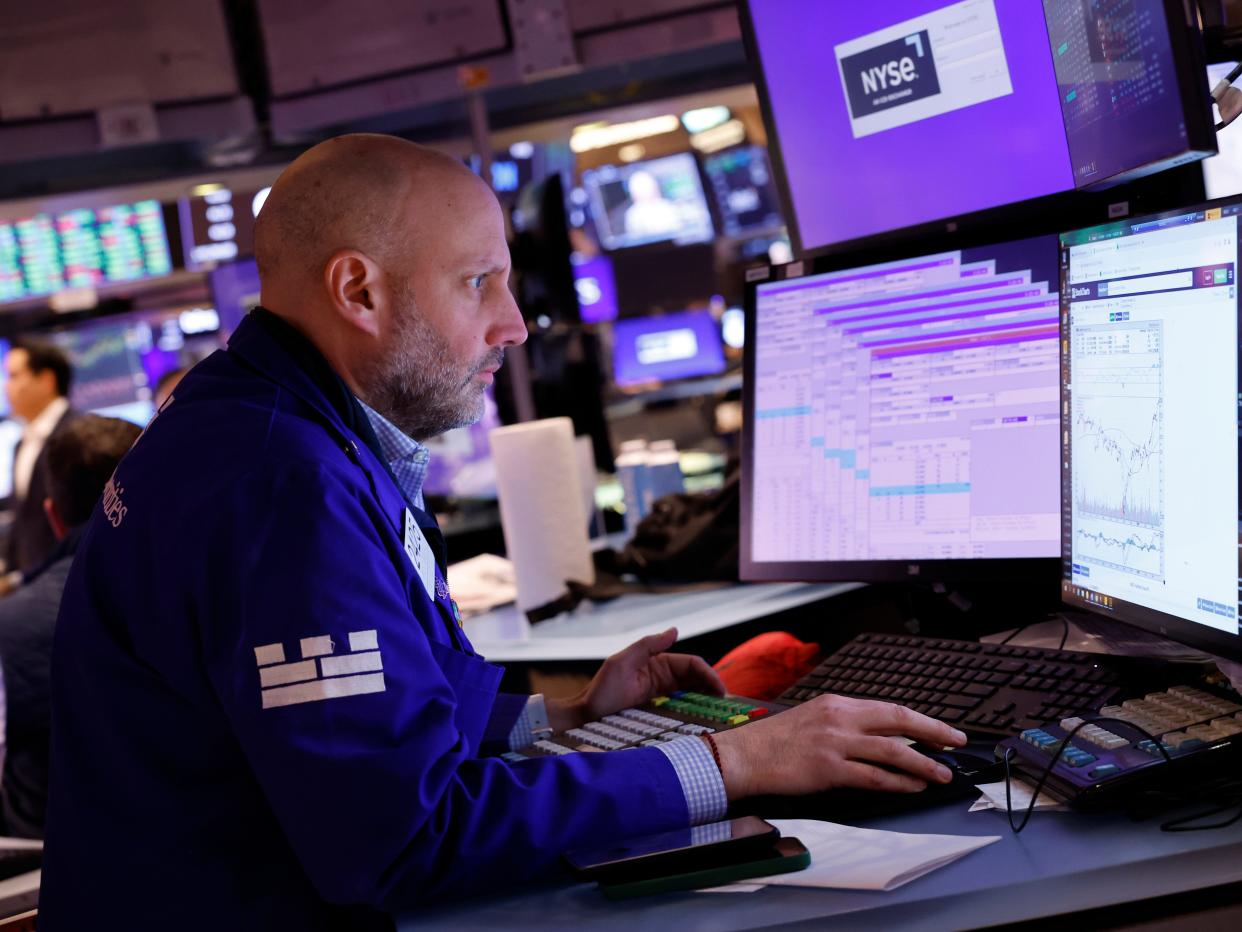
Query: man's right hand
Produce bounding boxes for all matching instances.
[707,695,969,800]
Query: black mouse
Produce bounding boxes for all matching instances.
[736,745,1004,824]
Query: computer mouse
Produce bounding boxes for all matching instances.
[735,745,1004,824]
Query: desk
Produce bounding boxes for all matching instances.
[405,792,1242,929]
[463,582,862,663]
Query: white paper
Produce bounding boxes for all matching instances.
[970,780,1067,813]
[725,819,1000,892]
[489,419,595,612]
[446,554,517,617]
[697,882,765,893]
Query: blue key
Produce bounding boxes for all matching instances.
[1088,764,1121,779]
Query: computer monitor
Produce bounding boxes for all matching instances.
[611,309,727,387]
[742,0,1216,254]
[0,199,174,304]
[741,233,1063,582]
[1060,198,1242,661]
[422,387,502,500]
[572,253,619,324]
[177,186,266,269]
[701,144,784,239]
[208,258,261,337]
[1203,62,1242,199]
[581,153,715,251]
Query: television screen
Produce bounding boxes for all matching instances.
[178,186,267,269]
[581,153,715,251]
[702,144,784,238]
[612,309,727,386]
[0,200,173,304]
[572,253,619,323]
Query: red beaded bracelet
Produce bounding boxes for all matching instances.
[703,732,725,779]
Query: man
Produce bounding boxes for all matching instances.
[42,135,963,930]
[3,340,76,578]
[0,415,141,837]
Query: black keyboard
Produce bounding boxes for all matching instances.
[780,632,1156,739]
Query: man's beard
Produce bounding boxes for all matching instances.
[356,294,502,442]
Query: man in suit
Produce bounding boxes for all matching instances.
[3,340,76,578]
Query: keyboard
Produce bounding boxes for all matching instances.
[779,632,1155,738]
[504,692,782,760]
[997,685,1242,808]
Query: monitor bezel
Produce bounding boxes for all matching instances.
[738,0,1218,262]
[1058,193,1242,662]
[739,228,1065,584]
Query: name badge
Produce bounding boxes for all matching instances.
[403,509,436,601]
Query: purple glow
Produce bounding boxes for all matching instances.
[612,310,726,386]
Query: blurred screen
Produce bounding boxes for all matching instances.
[701,144,784,238]
[582,153,715,251]
[612,309,727,386]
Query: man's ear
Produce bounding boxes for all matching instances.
[43,497,68,542]
[324,249,386,337]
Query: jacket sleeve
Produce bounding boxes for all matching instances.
[195,460,690,909]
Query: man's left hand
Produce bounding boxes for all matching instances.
[548,627,725,732]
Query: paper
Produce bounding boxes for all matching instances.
[446,554,517,618]
[697,883,765,893]
[711,819,1000,892]
[970,780,1067,813]
[488,419,595,612]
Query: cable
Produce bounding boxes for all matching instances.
[1003,715,1173,834]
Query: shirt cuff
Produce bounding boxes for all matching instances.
[507,694,549,751]
[653,736,728,825]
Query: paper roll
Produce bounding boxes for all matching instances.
[488,418,596,613]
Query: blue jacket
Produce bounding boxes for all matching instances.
[40,311,690,930]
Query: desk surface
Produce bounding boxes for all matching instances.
[463,582,861,663]
[407,792,1242,930]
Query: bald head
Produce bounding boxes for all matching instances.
[254,134,478,301]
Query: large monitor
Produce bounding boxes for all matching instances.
[742,0,1216,254]
[0,200,173,304]
[741,234,1063,582]
[581,153,715,251]
[612,309,727,387]
[1060,198,1242,660]
[177,186,267,269]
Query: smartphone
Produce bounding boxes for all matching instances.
[600,837,810,900]
[564,816,779,883]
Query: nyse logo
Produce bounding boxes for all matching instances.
[841,30,941,119]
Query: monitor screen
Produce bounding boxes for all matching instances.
[208,258,261,337]
[1203,62,1242,199]
[572,253,619,324]
[744,0,1215,253]
[581,153,715,251]
[701,144,784,239]
[0,200,173,304]
[612,310,727,387]
[1060,200,1242,659]
[178,186,266,269]
[742,234,1062,581]
[422,387,502,499]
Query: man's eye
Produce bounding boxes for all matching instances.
[469,274,486,289]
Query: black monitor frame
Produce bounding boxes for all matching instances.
[1058,193,1242,662]
[738,0,1218,262]
[739,227,1066,584]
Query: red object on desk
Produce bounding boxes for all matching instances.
[713,632,820,701]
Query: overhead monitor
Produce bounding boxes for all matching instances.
[1203,61,1242,199]
[1060,199,1242,660]
[178,186,267,269]
[742,0,1216,254]
[701,144,784,239]
[741,234,1062,582]
[581,153,715,251]
[0,200,173,304]
[572,253,619,324]
[612,309,727,387]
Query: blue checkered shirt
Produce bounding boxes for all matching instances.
[357,400,727,826]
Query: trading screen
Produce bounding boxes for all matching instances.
[750,235,1062,562]
[1062,206,1240,635]
[0,200,172,303]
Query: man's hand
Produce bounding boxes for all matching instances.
[548,627,724,732]
[709,694,968,800]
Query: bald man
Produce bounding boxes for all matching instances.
[41,135,963,930]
